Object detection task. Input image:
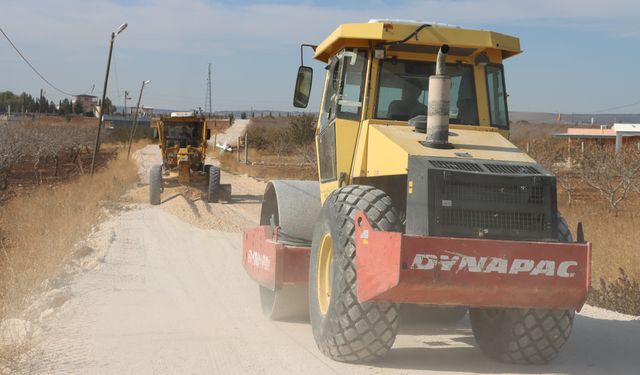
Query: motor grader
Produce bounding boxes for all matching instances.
[149,112,227,205]
[242,20,591,365]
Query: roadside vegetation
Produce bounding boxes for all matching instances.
[219,114,317,180]
[1,90,115,117]
[0,119,140,371]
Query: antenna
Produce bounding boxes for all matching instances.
[205,63,212,118]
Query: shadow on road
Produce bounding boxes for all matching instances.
[375,313,640,374]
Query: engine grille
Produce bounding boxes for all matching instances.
[483,163,541,175]
[440,209,547,233]
[441,181,545,205]
[429,160,483,172]
[406,156,558,241]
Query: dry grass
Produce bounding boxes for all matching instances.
[509,122,572,144]
[248,116,291,129]
[218,149,317,180]
[557,179,640,315]
[0,147,139,369]
[560,198,640,282]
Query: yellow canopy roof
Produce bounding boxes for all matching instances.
[314,20,521,63]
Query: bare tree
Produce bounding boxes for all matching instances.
[297,143,317,165]
[579,145,640,213]
[527,138,583,205]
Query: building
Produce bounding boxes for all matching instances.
[555,123,640,152]
[129,106,154,118]
[72,95,98,114]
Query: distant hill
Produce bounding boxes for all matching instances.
[510,111,640,125]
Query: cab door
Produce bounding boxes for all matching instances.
[316,55,342,189]
[317,49,368,202]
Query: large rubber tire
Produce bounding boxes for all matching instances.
[309,185,401,363]
[259,285,309,321]
[469,215,575,364]
[207,165,220,203]
[149,165,162,205]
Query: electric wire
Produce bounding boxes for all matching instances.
[0,25,75,96]
[593,100,640,114]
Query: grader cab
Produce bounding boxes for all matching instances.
[149,112,228,205]
[242,20,590,365]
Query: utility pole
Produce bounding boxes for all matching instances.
[205,63,212,118]
[90,23,128,176]
[123,90,131,117]
[127,80,151,158]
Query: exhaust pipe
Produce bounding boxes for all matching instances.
[425,44,453,149]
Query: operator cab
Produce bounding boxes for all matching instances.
[294,19,517,132]
[293,19,523,200]
[164,122,203,148]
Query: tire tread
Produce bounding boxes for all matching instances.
[313,185,401,362]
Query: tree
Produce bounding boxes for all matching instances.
[74,100,84,114]
[287,114,316,146]
[58,98,71,115]
[240,112,247,119]
[579,145,640,213]
[103,97,115,115]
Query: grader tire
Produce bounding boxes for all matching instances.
[259,285,309,321]
[469,215,575,364]
[309,185,401,363]
[149,165,162,205]
[207,165,220,203]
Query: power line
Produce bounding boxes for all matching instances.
[0,25,75,96]
[593,100,640,114]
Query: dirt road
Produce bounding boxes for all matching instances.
[210,118,250,148]
[26,145,640,374]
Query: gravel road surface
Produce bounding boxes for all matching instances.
[24,145,640,374]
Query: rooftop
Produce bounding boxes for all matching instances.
[314,20,521,63]
[555,124,640,139]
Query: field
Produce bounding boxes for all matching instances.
[218,115,317,180]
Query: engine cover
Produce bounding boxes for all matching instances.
[406,156,558,241]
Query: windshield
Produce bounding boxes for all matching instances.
[163,122,203,148]
[375,59,478,124]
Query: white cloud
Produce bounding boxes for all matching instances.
[1,0,638,110]
[4,0,639,55]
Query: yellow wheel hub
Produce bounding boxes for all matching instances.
[317,232,333,315]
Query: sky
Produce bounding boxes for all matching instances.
[1,0,640,114]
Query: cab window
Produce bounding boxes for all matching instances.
[336,49,367,119]
[375,59,478,125]
[486,64,509,128]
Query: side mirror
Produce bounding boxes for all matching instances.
[206,129,211,140]
[293,66,313,108]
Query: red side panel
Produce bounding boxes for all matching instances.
[355,212,591,311]
[242,226,310,291]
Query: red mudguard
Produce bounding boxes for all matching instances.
[354,212,591,311]
[242,226,309,291]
